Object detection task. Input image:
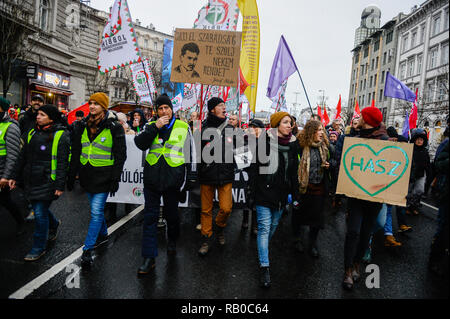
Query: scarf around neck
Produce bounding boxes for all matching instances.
[298,141,328,194]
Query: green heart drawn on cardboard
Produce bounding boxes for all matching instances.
[343,143,410,197]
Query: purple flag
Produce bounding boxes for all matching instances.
[384,72,416,102]
[267,35,299,99]
[402,110,410,139]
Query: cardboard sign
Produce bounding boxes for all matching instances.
[171,28,241,87]
[336,137,413,207]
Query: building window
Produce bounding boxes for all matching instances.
[429,46,439,69]
[402,35,409,53]
[407,58,415,77]
[154,42,158,51]
[400,62,406,80]
[438,78,447,101]
[386,31,393,44]
[144,39,149,49]
[426,81,435,102]
[369,76,373,88]
[417,54,423,75]
[388,48,394,63]
[379,89,383,102]
[376,57,379,69]
[364,46,369,58]
[374,39,380,52]
[441,42,449,65]
[411,29,417,49]
[354,53,359,64]
[360,65,364,76]
[382,71,385,83]
[39,0,50,31]
[114,87,118,98]
[363,79,366,90]
[420,23,426,44]
[118,88,123,99]
[383,52,387,65]
[432,14,441,37]
[371,59,375,71]
[445,8,449,30]
[365,63,368,74]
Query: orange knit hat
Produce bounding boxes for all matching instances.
[89,92,109,111]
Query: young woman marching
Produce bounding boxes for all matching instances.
[292,120,331,257]
[12,105,70,261]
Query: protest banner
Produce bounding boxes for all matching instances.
[130,58,156,103]
[336,137,413,206]
[170,28,241,87]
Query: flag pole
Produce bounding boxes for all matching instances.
[296,70,313,115]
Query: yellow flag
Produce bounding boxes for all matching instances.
[237,0,260,114]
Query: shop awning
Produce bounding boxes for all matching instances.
[33,84,73,96]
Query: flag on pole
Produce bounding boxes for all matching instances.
[317,105,322,120]
[409,88,419,129]
[402,110,410,139]
[237,0,260,113]
[384,72,416,102]
[322,107,330,126]
[334,95,342,120]
[130,58,157,103]
[270,80,288,111]
[267,35,299,99]
[352,100,361,120]
[194,0,240,30]
[97,0,141,74]
[67,103,89,125]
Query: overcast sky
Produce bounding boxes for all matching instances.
[90,0,423,114]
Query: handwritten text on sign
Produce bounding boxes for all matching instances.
[336,138,413,206]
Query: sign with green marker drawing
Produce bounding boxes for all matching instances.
[336,137,413,207]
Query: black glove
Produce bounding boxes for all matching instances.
[183,179,197,192]
[109,181,120,193]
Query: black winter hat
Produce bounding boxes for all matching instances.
[249,119,265,128]
[207,97,225,112]
[155,94,173,110]
[39,104,61,122]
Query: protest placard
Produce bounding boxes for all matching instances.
[336,137,413,206]
[170,28,241,87]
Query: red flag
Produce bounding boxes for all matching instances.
[239,67,249,95]
[317,105,322,120]
[323,107,330,126]
[335,95,342,120]
[370,99,375,108]
[409,89,418,129]
[67,103,89,124]
[352,100,361,120]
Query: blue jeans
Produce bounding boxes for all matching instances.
[256,205,284,267]
[83,192,109,250]
[31,200,58,253]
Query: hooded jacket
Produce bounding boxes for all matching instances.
[410,129,430,181]
[130,109,147,133]
[68,111,126,194]
[15,123,70,201]
[0,112,20,180]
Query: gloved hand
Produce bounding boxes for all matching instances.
[109,181,120,194]
[183,179,197,192]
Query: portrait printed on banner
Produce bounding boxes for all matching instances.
[173,42,201,80]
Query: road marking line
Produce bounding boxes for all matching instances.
[9,204,144,299]
[420,201,439,212]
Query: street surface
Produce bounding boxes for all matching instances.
[0,182,447,299]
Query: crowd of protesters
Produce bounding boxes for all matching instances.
[0,93,448,290]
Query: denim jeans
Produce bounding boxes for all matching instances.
[83,192,109,251]
[30,200,58,253]
[256,205,284,267]
[142,188,180,258]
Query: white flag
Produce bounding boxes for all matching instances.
[130,58,156,103]
[97,0,141,74]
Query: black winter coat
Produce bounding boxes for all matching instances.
[249,129,300,210]
[19,109,37,136]
[16,123,70,201]
[134,119,196,192]
[68,111,126,194]
[198,114,235,185]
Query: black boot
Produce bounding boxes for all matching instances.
[260,267,271,288]
[81,249,94,268]
[137,258,156,275]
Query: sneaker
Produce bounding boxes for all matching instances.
[157,217,166,228]
[24,249,46,262]
[93,234,109,249]
[362,246,372,264]
[81,249,94,267]
[198,242,210,256]
[398,224,412,233]
[384,235,402,247]
[48,220,61,242]
[25,211,35,222]
[217,227,226,245]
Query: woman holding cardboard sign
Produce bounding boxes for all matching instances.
[292,120,332,258]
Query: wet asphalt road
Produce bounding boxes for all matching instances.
[0,182,448,300]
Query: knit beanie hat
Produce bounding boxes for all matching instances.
[361,106,382,128]
[155,94,173,110]
[89,92,109,111]
[270,112,291,128]
[0,97,10,111]
[329,130,339,138]
[39,104,61,122]
[207,97,225,112]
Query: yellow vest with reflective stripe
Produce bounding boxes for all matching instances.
[0,122,12,156]
[80,128,114,167]
[27,129,64,181]
[146,119,188,168]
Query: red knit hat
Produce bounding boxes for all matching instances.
[361,106,383,127]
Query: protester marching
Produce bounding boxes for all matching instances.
[0,0,448,304]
